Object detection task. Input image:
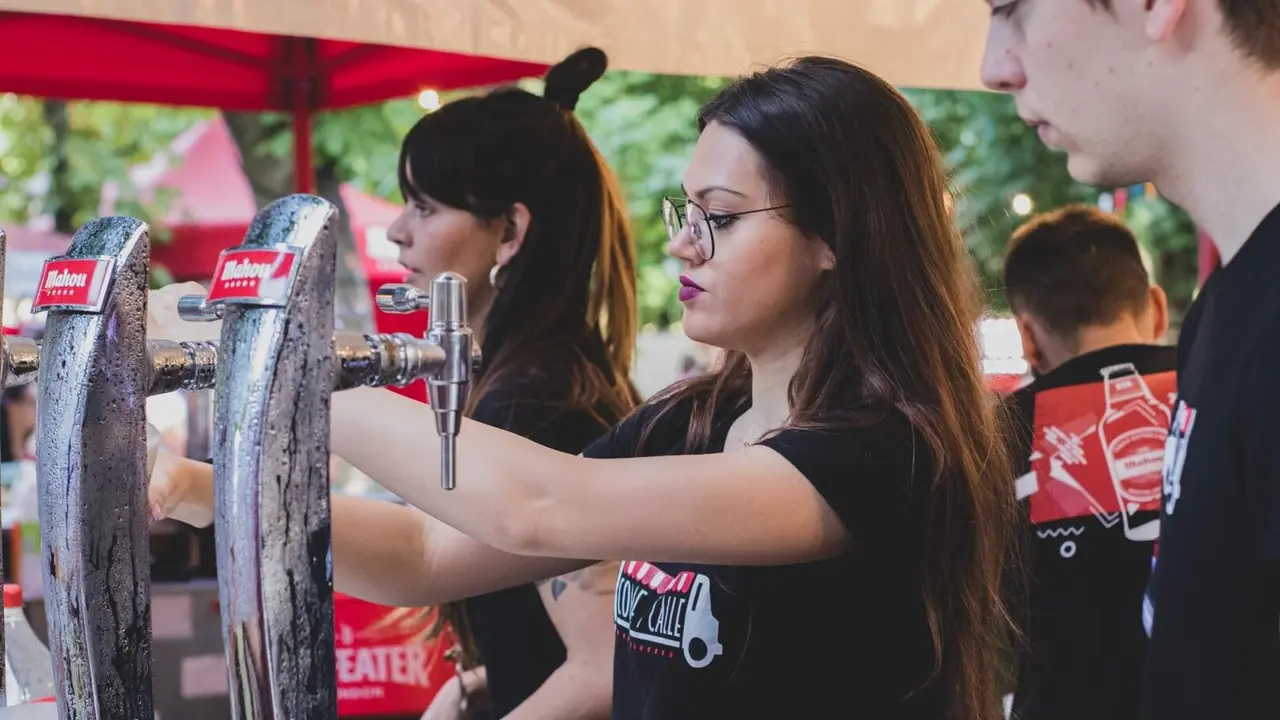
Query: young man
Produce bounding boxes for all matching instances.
[1003,206,1174,720]
[982,2,1280,717]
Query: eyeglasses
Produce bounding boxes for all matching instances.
[661,197,790,261]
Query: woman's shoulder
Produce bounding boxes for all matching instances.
[757,404,931,471]
[582,387,705,460]
[757,408,932,541]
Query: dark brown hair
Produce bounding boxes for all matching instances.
[399,47,641,665]
[1004,204,1151,342]
[1086,0,1280,68]
[640,57,1017,719]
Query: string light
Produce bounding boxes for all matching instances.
[1011,193,1034,216]
[417,89,441,112]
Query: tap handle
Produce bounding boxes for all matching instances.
[429,273,467,329]
[376,284,430,314]
[177,294,223,322]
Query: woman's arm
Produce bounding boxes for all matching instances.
[331,387,853,567]
[333,494,589,607]
[500,562,618,720]
[150,456,590,606]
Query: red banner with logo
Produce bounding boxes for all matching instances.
[334,593,455,717]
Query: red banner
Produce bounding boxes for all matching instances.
[334,593,455,717]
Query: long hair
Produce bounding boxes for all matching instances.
[641,57,1017,719]
[399,48,641,665]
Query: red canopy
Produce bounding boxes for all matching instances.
[0,10,547,193]
[0,11,547,111]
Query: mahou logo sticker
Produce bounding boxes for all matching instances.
[205,248,300,305]
[31,257,116,312]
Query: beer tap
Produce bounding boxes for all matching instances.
[28,217,219,720]
[374,275,473,490]
[171,194,477,719]
[180,275,476,492]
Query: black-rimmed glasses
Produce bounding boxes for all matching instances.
[661,197,790,261]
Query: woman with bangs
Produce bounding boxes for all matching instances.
[151,47,638,719]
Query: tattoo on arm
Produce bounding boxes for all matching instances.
[538,562,618,602]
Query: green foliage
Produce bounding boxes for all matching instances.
[904,88,1200,317]
[0,95,211,233]
[903,89,1099,307]
[249,96,447,201]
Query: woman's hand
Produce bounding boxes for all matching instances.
[419,675,466,720]
[147,281,222,342]
[148,445,215,528]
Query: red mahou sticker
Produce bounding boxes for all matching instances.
[205,248,300,305]
[31,257,116,312]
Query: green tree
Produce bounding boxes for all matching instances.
[0,95,212,285]
[905,88,1200,321]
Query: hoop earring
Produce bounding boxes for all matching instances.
[488,264,503,290]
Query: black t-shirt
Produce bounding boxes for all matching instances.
[463,368,617,717]
[1140,203,1280,719]
[1004,344,1177,720]
[583,397,945,719]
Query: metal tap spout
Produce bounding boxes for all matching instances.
[375,274,476,490]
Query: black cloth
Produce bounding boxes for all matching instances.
[462,368,617,718]
[1004,344,1177,720]
[583,397,945,719]
[1139,202,1280,719]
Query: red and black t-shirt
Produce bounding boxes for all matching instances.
[583,397,946,719]
[1004,344,1176,720]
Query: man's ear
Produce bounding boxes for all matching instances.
[1015,313,1048,376]
[1144,0,1189,42]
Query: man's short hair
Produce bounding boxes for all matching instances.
[1003,205,1151,339]
[1086,0,1280,68]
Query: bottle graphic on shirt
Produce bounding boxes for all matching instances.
[1098,363,1169,541]
[681,575,724,669]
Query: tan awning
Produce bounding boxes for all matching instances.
[0,0,990,90]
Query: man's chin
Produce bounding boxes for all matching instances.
[1066,152,1144,191]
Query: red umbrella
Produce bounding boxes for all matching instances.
[0,10,548,191]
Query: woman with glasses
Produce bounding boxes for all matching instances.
[150,47,637,720]
[152,56,1017,719]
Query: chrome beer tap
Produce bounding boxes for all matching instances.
[173,194,477,719]
[28,217,221,720]
[374,275,474,489]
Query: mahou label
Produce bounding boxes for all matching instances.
[205,248,300,305]
[31,258,116,312]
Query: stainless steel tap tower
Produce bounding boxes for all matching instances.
[175,194,476,718]
[30,217,217,719]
